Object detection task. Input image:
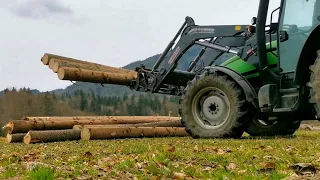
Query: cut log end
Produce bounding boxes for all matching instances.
[53,61,60,73]
[57,68,66,80]
[2,122,14,134]
[23,132,32,145]
[81,128,91,140]
[42,54,50,65]
[73,125,83,130]
[6,134,12,143]
[48,58,56,69]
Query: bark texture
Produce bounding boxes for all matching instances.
[81,127,188,140]
[2,120,45,134]
[23,116,179,122]
[73,120,182,130]
[52,58,136,75]
[6,133,26,143]
[23,129,81,144]
[57,67,137,86]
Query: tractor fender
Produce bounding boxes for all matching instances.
[205,66,259,110]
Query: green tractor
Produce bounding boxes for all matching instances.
[131,0,320,138]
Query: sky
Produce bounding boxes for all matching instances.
[0,0,281,92]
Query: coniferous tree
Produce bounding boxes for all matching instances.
[43,92,54,116]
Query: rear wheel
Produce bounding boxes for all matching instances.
[308,50,320,118]
[245,117,301,136]
[179,71,252,138]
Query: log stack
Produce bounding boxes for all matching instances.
[40,53,138,86]
[1,116,187,144]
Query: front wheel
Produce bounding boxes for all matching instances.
[179,71,252,138]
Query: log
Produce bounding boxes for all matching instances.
[23,116,180,122]
[6,116,180,133]
[41,53,78,65]
[2,120,45,134]
[6,133,26,143]
[81,127,188,140]
[23,129,81,144]
[52,58,136,75]
[57,67,137,86]
[73,120,183,130]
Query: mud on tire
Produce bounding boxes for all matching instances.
[179,70,252,138]
[308,50,320,118]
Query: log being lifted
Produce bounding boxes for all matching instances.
[41,53,78,65]
[81,127,188,140]
[73,119,183,130]
[51,58,136,75]
[6,133,26,143]
[57,67,137,86]
[23,129,81,144]
[5,116,180,134]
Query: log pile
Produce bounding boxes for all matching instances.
[1,116,188,144]
[40,53,138,86]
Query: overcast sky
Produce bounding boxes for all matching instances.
[0,0,281,92]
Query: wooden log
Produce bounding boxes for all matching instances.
[57,67,137,86]
[23,116,180,122]
[81,127,188,140]
[6,116,180,134]
[73,120,183,130]
[6,133,26,143]
[2,120,45,134]
[23,129,81,144]
[52,58,136,75]
[41,53,78,65]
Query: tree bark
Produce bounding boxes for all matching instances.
[23,116,180,121]
[41,53,78,65]
[52,58,136,75]
[57,67,137,86]
[73,120,182,130]
[6,133,26,143]
[5,116,180,133]
[2,120,45,134]
[81,127,188,140]
[23,129,81,144]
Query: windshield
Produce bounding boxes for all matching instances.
[279,0,319,32]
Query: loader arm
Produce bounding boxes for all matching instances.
[131,16,251,95]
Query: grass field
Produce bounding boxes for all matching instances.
[1,131,320,180]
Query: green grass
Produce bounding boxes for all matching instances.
[1,130,320,179]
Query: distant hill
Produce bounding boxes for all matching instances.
[53,45,234,97]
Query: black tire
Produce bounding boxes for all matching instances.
[245,117,301,136]
[179,70,252,138]
[308,50,320,118]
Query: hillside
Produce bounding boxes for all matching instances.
[53,45,234,97]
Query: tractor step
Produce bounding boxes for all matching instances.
[273,107,293,112]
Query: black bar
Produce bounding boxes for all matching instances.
[152,20,188,70]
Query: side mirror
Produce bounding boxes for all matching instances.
[280,31,289,42]
[251,17,257,25]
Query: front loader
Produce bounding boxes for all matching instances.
[128,0,320,138]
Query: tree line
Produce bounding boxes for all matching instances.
[0,88,180,135]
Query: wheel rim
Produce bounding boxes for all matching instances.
[191,87,231,130]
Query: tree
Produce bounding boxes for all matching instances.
[80,91,88,111]
[43,92,55,116]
